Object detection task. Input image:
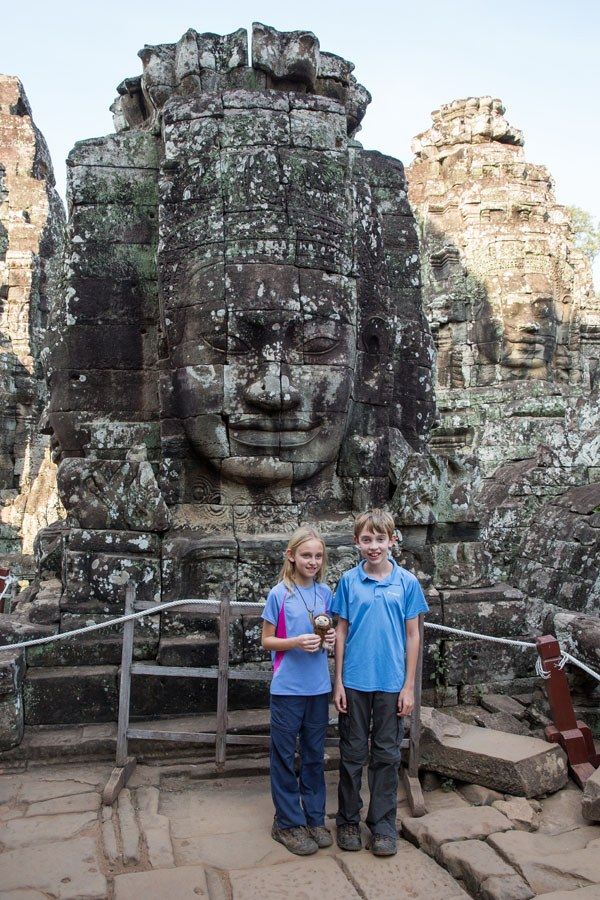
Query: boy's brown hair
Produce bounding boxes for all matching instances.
[353,508,396,540]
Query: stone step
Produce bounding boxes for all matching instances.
[0,708,341,767]
[22,662,271,725]
[157,634,219,667]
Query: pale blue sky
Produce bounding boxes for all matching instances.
[3,0,599,278]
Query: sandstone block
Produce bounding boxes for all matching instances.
[539,784,591,834]
[229,857,360,900]
[0,648,25,695]
[481,693,527,718]
[493,797,541,831]
[118,788,141,865]
[0,691,24,749]
[114,865,209,900]
[534,888,600,899]
[57,458,169,532]
[0,835,107,898]
[0,810,98,849]
[23,665,118,725]
[519,847,600,895]
[459,783,504,806]
[440,839,533,899]
[582,765,600,822]
[420,707,568,796]
[26,791,100,816]
[402,806,513,858]
[340,839,470,898]
[481,875,536,900]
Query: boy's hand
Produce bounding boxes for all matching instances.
[296,633,321,653]
[334,682,347,714]
[397,687,414,717]
[324,628,336,650]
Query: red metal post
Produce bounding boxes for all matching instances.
[536,635,599,788]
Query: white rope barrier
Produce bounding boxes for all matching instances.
[0,596,598,683]
[0,574,16,603]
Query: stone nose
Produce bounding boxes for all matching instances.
[244,370,301,412]
[519,322,541,333]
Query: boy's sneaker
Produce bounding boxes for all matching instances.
[336,822,362,851]
[369,833,397,857]
[307,824,333,848]
[271,823,318,856]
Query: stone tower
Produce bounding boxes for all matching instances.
[0,76,64,567]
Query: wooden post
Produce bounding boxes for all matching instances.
[215,595,231,772]
[402,614,427,816]
[536,635,599,788]
[116,582,136,767]
[102,581,137,804]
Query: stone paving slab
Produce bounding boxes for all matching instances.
[113,865,209,900]
[340,839,471,898]
[488,826,600,865]
[539,783,590,834]
[0,810,98,849]
[229,856,361,900]
[535,888,600,899]
[0,835,107,899]
[519,848,600,895]
[26,790,101,816]
[439,839,533,899]
[402,805,513,857]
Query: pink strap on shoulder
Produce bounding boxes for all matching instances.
[273,590,289,674]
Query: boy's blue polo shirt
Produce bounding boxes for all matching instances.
[331,560,429,692]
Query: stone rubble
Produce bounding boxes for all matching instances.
[420,706,568,796]
[582,765,600,823]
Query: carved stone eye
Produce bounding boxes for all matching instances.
[201,331,227,353]
[363,317,389,355]
[304,336,338,355]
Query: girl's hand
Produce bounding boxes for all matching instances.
[324,628,336,650]
[295,633,321,653]
[334,682,347,713]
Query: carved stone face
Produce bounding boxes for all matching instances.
[474,279,558,371]
[168,261,357,484]
[499,294,557,369]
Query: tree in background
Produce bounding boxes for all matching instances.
[567,206,600,264]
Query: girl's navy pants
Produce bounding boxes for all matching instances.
[269,692,329,829]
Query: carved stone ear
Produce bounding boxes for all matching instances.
[252,22,320,90]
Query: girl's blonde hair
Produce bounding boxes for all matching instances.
[279,525,328,589]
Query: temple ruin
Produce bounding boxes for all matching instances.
[0,28,598,750]
[0,76,64,569]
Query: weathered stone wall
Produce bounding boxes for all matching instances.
[407,97,600,701]
[1,25,438,732]
[0,76,65,568]
[407,97,599,569]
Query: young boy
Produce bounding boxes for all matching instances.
[332,509,429,857]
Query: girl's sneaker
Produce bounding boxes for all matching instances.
[308,825,333,848]
[271,823,318,856]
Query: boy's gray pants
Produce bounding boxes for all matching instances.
[336,687,404,838]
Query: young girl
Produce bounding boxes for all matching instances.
[261,525,336,856]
